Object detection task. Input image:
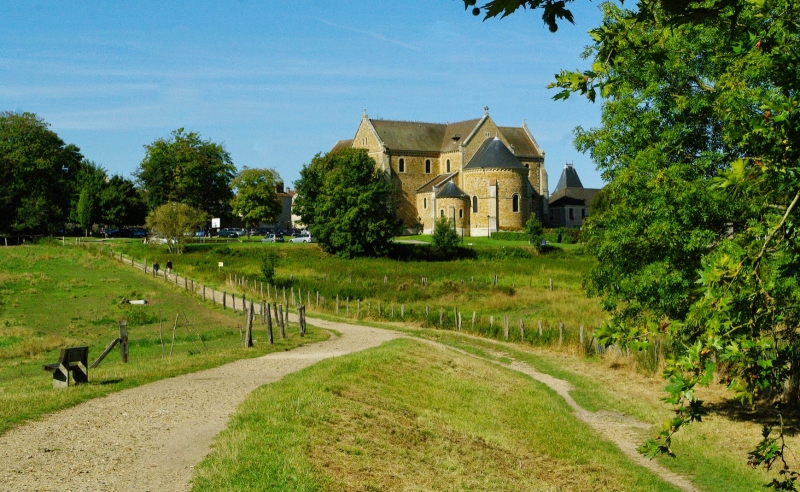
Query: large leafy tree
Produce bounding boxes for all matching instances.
[71,160,107,236]
[230,168,282,232]
[145,202,207,254]
[101,175,147,228]
[469,0,800,486]
[0,112,83,234]
[294,148,401,258]
[135,129,236,218]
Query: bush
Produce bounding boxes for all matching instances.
[490,231,528,241]
[260,251,279,284]
[432,217,459,257]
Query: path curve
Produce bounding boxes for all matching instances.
[0,317,400,492]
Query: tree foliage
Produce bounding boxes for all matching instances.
[294,148,401,258]
[432,216,460,256]
[72,160,106,236]
[231,168,282,230]
[145,202,207,254]
[101,175,147,228]
[524,216,544,250]
[474,0,800,486]
[135,129,236,218]
[0,112,83,234]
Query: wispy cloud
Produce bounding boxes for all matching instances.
[317,19,421,51]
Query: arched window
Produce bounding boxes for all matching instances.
[446,159,451,173]
[472,196,478,213]
[459,209,463,218]
[512,194,519,213]
[423,197,427,209]
[425,159,431,174]
[398,158,405,173]
[440,209,445,218]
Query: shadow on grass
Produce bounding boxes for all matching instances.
[704,399,800,436]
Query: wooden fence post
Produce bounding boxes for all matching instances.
[538,320,543,336]
[232,293,236,312]
[223,292,227,310]
[401,304,404,319]
[266,302,274,344]
[559,322,564,345]
[440,307,444,326]
[490,316,494,327]
[119,321,129,363]
[504,315,509,340]
[336,295,339,314]
[346,297,349,315]
[580,325,584,345]
[245,301,254,348]
[520,319,525,340]
[357,299,360,317]
[549,278,553,291]
[472,311,476,330]
[202,285,206,302]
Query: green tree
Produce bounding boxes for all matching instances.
[524,216,544,251]
[231,168,282,233]
[0,112,83,235]
[71,160,106,236]
[472,0,800,486]
[294,148,401,258]
[135,129,236,218]
[145,202,207,254]
[101,175,147,228]
[432,216,460,257]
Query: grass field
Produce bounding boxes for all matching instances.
[192,338,679,492]
[0,241,326,435]
[108,238,605,351]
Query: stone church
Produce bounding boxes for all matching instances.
[331,108,548,236]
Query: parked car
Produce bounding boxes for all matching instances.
[217,228,239,238]
[261,233,284,243]
[289,234,314,243]
[129,227,147,238]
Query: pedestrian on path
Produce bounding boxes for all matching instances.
[153,261,160,276]
[166,260,173,276]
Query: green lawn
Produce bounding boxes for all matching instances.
[0,241,326,435]
[192,338,679,492]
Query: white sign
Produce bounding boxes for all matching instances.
[218,262,224,268]
[211,218,221,228]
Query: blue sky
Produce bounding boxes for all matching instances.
[0,0,605,192]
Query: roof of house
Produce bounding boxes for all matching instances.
[435,180,469,199]
[331,139,354,153]
[361,115,542,158]
[416,172,458,193]
[463,137,526,171]
[553,163,584,192]
[549,187,601,206]
[498,127,540,157]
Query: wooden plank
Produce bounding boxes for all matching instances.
[90,338,120,369]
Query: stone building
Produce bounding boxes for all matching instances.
[332,108,548,236]
[547,162,601,228]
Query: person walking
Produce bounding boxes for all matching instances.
[166,260,173,276]
[153,261,160,276]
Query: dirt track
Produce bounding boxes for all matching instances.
[0,315,697,491]
[0,317,400,492]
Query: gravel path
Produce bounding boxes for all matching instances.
[0,317,400,492]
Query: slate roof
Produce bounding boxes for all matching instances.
[553,163,584,192]
[549,187,600,206]
[416,172,458,193]
[498,127,541,157]
[435,180,469,198]
[330,139,354,153]
[463,137,526,171]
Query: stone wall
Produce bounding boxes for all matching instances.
[462,168,530,233]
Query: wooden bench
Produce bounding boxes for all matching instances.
[43,346,89,388]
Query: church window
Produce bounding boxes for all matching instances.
[446,159,451,173]
[472,196,478,213]
[440,209,445,218]
[399,158,405,173]
[459,209,463,218]
[423,197,427,209]
[512,194,519,213]
[485,131,490,137]
[425,159,431,174]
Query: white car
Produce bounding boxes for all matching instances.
[289,234,314,243]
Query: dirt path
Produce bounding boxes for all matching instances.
[0,309,697,491]
[0,317,400,492]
